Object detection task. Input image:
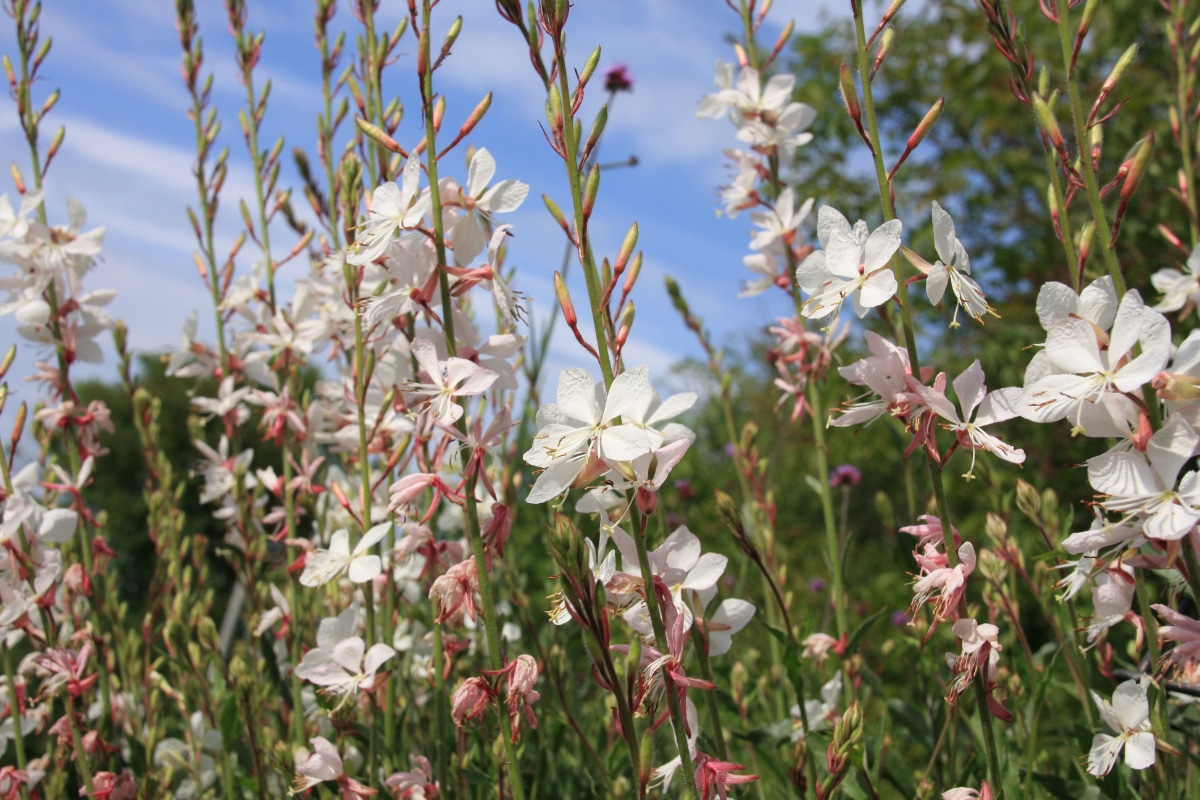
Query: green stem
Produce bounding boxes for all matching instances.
[808,382,846,638]
[1053,2,1125,296]
[692,634,728,762]
[2,647,30,800]
[632,506,698,799]
[1185,536,1200,608]
[552,46,614,387]
[417,5,526,797]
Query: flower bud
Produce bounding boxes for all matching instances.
[432,95,446,132]
[553,271,577,326]
[1153,370,1200,402]
[1014,478,1040,519]
[9,162,25,195]
[582,104,607,162]
[0,344,15,380]
[623,252,642,297]
[614,222,638,276]
[10,402,26,448]
[543,193,570,236]
[1032,93,1064,150]
[838,63,860,124]
[582,163,600,219]
[580,45,601,89]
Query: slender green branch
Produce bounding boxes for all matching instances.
[1054,3,1125,296]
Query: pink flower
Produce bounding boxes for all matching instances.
[910,541,976,630]
[429,558,479,625]
[1153,603,1200,669]
[693,751,759,800]
[385,756,439,799]
[451,677,495,727]
[603,63,634,93]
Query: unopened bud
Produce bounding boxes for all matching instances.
[733,42,748,68]
[11,402,27,447]
[457,92,492,141]
[872,27,895,77]
[614,222,638,274]
[623,252,642,296]
[0,345,15,380]
[582,164,600,219]
[1032,94,1063,150]
[582,104,607,161]
[580,45,601,89]
[615,301,635,347]
[1120,131,1154,203]
[839,63,860,123]
[40,88,60,117]
[909,97,943,152]
[45,126,65,165]
[553,271,576,326]
[547,84,563,132]
[637,722,651,784]
[112,320,128,357]
[442,16,462,54]
[1014,478,1040,519]
[1077,219,1095,265]
[543,194,570,235]
[1153,371,1200,402]
[9,163,25,195]
[355,118,401,153]
[985,512,1007,543]
[1100,43,1137,101]
[432,95,446,132]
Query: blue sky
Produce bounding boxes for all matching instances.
[0,0,846,418]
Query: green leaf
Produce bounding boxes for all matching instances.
[219,693,239,750]
[845,607,886,657]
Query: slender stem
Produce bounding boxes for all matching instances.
[65,696,96,796]
[632,506,698,799]
[1053,2,1125,296]
[418,5,526,797]
[1184,535,1200,608]
[971,666,1001,794]
[552,45,614,387]
[692,634,728,762]
[1169,1,1199,247]
[808,382,846,638]
[2,646,30,800]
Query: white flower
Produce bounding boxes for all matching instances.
[1151,245,1200,313]
[448,148,529,264]
[1020,290,1169,431]
[919,360,1024,476]
[348,156,429,266]
[610,525,727,634]
[1087,678,1155,777]
[748,188,812,251]
[1086,414,1200,540]
[796,206,901,320]
[294,635,396,701]
[291,737,344,794]
[300,522,391,587]
[790,672,842,742]
[403,337,498,424]
[906,202,994,325]
[705,598,755,657]
[523,367,668,504]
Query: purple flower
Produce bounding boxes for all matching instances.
[829,463,862,488]
[604,64,634,93]
[808,578,827,593]
[891,611,910,627]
